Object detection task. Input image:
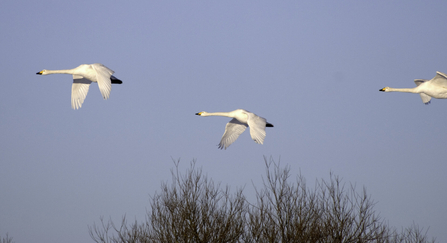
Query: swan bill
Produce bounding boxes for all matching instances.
[379,88,385,92]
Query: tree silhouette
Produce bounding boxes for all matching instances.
[90,159,246,243]
[0,233,14,243]
[89,158,436,243]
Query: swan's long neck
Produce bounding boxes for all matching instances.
[45,69,76,75]
[202,112,233,118]
[387,87,419,93]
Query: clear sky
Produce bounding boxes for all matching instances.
[1,1,447,242]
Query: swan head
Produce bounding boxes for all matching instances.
[36,70,49,75]
[195,111,207,116]
[379,87,390,92]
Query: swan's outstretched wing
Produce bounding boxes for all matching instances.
[246,113,268,145]
[72,75,92,109]
[414,79,432,104]
[430,72,447,87]
[92,63,113,100]
[219,118,248,149]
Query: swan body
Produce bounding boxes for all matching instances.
[36,63,122,109]
[195,109,274,149]
[379,71,447,104]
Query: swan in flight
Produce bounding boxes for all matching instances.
[379,71,447,104]
[195,109,274,149]
[36,63,122,109]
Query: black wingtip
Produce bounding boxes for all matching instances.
[111,76,123,84]
[266,123,274,127]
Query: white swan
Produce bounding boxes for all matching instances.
[36,63,122,109]
[195,109,274,149]
[380,71,447,104]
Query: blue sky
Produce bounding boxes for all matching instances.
[1,1,447,242]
